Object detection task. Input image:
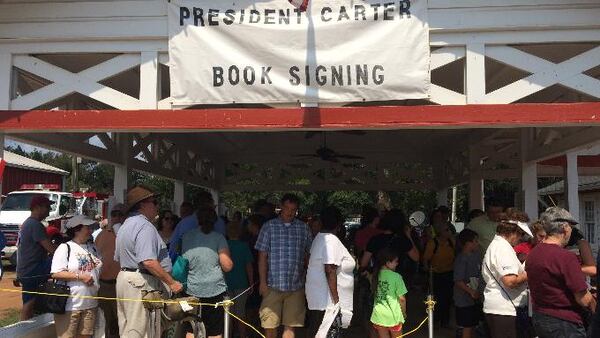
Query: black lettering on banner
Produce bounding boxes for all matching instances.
[399,0,411,17]
[249,9,261,23]
[294,8,302,24]
[179,7,190,26]
[279,9,291,24]
[321,7,332,22]
[383,3,394,20]
[224,9,235,25]
[289,66,300,85]
[370,3,381,20]
[354,5,366,20]
[208,9,220,26]
[243,66,256,84]
[305,65,311,86]
[264,9,276,24]
[346,65,352,85]
[193,7,204,27]
[356,65,368,85]
[315,66,327,85]
[331,66,343,86]
[261,67,272,84]
[229,66,240,85]
[338,6,350,21]
[239,9,245,23]
[213,67,224,87]
[373,65,384,85]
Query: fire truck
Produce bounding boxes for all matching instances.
[0,184,76,264]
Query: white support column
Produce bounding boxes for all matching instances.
[469,178,484,211]
[521,162,538,219]
[521,129,539,219]
[465,43,486,104]
[0,53,11,109]
[565,151,580,221]
[173,180,185,214]
[114,165,128,203]
[0,133,4,196]
[113,134,131,203]
[469,146,484,210]
[210,188,220,215]
[451,186,458,223]
[436,188,448,207]
[140,51,159,109]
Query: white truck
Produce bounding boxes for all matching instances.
[0,187,75,264]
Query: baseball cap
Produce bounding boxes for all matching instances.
[30,195,55,209]
[65,215,96,230]
[540,206,579,226]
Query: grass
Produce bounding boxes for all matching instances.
[0,308,21,327]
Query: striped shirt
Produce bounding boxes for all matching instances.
[255,217,312,292]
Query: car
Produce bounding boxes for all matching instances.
[0,185,75,263]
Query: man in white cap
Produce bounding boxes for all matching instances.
[114,186,183,337]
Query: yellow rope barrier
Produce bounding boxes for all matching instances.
[225,309,266,338]
[399,296,436,337]
[1,287,434,338]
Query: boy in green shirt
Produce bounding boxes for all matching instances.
[371,246,408,337]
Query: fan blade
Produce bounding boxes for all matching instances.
[304,131,320,139]
[341,130,367,136]
[293,154,319,157]
[335,154,365,159]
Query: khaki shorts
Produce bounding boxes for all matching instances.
[259,288,306,329]
[55,308,97,338]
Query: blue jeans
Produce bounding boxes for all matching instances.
[532,311,586,338]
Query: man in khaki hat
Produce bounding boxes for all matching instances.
[114,186,183,337]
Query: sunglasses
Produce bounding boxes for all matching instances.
[144,198,159,206]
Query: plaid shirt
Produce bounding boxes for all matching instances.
[255,217,312,292]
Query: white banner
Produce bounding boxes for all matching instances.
[168,0,430,104]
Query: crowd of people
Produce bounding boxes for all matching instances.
[10,186,600,338]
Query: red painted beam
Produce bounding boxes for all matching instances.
[0,102,599,131]
[539,155,600,167]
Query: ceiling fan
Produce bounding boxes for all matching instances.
[304,130,366,139]
[294,133,364,163]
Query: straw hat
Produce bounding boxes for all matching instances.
[126,186,159,211]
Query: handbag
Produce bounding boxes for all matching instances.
[36,244,72,314]
[172,255,189,286]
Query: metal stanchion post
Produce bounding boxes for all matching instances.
[427,294,434,338]
[223,297,231,338]
[428,267,434,338]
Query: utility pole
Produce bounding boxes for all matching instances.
[71,156,80,191]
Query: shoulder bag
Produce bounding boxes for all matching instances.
[36,243,72,314]
[484,263,529,327]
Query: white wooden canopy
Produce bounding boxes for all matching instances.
[0,0,599,218]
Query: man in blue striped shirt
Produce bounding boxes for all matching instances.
[255,193,312,338]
